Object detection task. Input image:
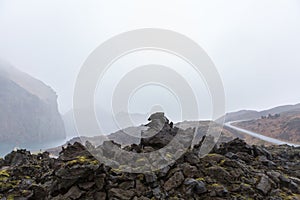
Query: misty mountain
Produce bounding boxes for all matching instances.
[0,61,65,152]
[222,103,300,122]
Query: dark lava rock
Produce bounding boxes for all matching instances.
[0,113,300,200]
[256,174,273,195]
[216,138,253,155]
[184,178,207,195]
[108,188,135,200]
[4,149,32,166]
[141,113,179,149]
[163,171,184,191]
[59,142,92,161]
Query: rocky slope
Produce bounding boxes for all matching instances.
[233,112,300,143]
[48,113,272,157]
[0,61,65,154]
[0,115,300,200]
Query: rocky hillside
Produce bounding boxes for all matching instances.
[233,112,300,143]
[0,61,65,153]
[48,114,271,157]
[0,115,299,199]
[176,121,272,146]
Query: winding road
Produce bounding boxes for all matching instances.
[225,121,300,147]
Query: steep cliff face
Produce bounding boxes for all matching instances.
[0,61,65,147]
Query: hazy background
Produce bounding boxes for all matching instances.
[0,0,300,119]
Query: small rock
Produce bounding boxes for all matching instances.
[225,152,238,159]
[94,192,107,200]
[256,175,272,195]
[258,156,276,167]
[206,166,231,184]
[289,181,300,193]
[119,181,135,190]
[157,166,170,178]
[209,184,228,197]
[145,173,157,183]
[78,182,95,190]
[29,185,47,200]
[108,188,135,200]
[64,186,84,199]
[135,180,147,196]
[267,171,281,183]
[164,171,184,191]
[95,174,106,190]
[184,152,200,165]
[181,163,199,178]
[152,187,165,199]
[184,178,207,195]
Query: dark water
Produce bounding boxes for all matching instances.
[0,139,67,158]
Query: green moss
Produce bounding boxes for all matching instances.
[277,166,284,170]
[33,165,41,169]
[118,165,128,170]
[211,183,221,187]
[220,159,226,165]
[111,168,122,173]
[136,158,146,163]
[10,180,21,185]
[0,169,10,177]
[137,174,144,181]
[0,177,8,181]
[196,177,205,182]
[206,153,219,157]
[7,195,14,200]
[0,182,13,190]
[7,194,14,200]
[279,192,298,200]
[283,174,290,179]
[241,183,251,187]
[166,153,173,159]
[22,190,31,196]
[67,156,99,166]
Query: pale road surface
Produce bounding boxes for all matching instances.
[225,121,300,147]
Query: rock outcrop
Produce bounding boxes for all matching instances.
[0,114,300,199]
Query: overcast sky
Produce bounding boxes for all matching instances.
[0,0,300,119]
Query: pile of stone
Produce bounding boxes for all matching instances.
[0,114,300,200]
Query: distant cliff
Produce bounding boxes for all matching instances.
[0,61,65,146]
